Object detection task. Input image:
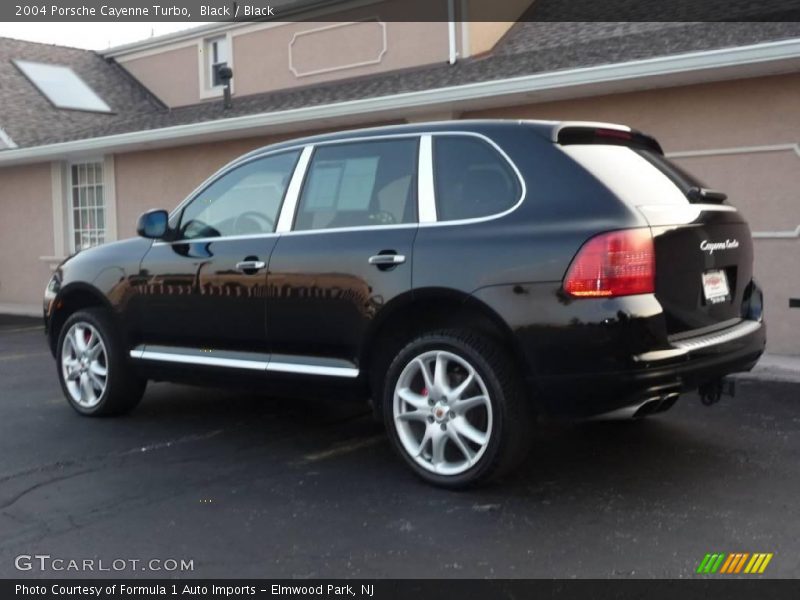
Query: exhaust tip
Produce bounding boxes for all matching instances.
[632,393,681,418]
[632,397,662,418]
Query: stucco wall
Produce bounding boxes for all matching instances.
[0,163,54,307]
[464,73,800,147]
[117,3,450,108]
[119,45,200,108]
[233,20,448,98]
[1,72,798,355]
[465,0,534,56]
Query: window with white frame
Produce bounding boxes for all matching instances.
[69,161,106,252]
[206,36,229,88]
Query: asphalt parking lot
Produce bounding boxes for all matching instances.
[1,315,798,579]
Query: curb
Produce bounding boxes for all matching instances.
[733,354,800,384]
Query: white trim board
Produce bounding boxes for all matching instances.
[753,226,800,240]
[666,142,800,240]
[288,19,388,78]
[2,38,800,167]
[0,303,41,317]
[667,143,800,159]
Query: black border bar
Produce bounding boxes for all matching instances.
[5,579,800,600]
[6,0,800,22]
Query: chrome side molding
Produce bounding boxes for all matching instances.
[129,345,359,378]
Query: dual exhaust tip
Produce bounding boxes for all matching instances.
[631,393,680,418]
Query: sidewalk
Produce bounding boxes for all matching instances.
[0,314,41,330]
[736,354,800,384]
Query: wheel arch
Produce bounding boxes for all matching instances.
[47,283,114,355]
[360,287,528,415]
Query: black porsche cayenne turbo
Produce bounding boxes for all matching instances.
[44,120,765,487]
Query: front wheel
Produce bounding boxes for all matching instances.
[56,308,146,416]
[382,330,531,488]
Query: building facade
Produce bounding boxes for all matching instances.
[0,3,799,353]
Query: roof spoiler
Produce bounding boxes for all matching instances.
[554,123,664,155]
[687,186,728,203]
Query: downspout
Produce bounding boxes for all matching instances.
[447,0,458,64]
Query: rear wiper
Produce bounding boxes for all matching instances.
[687,186,728,204]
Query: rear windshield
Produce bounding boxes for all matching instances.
[560,145,707,207]
[637,149,707,195]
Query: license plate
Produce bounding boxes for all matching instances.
[702,269,730,304]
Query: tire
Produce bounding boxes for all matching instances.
[382,329,531,488]
[56,308,146,417]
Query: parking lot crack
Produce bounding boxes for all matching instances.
[0,467,98,510]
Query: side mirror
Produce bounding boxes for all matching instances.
[137,209,170,239]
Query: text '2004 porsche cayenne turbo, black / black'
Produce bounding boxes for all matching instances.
[43,120,766,487]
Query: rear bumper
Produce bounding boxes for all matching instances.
[533,319,766,418]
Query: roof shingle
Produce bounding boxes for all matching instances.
[2,21,800,149]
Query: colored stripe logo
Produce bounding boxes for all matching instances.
[697,553,773,574]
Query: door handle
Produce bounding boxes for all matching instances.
[368,254,406,266]
[235,260,266,272]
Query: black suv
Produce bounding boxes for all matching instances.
[44,120,765,487]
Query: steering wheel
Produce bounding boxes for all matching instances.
[180,219,220,240]
[233,211,275,235]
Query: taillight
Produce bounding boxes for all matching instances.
[563,228,655,298]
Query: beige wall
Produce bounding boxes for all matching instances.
[465,73,800,354]
[0,163,54,307]
[465,22,516,57]
[116,3,450,108]
[1,72,798,354]
[233,20,448,98]
[465,73,800,149]
[120,46,200,108]
[465,0,534,56]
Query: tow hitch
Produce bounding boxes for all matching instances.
[699,377,736,406]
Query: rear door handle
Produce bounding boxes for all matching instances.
[368,254,406,265]
[235,260,266,272]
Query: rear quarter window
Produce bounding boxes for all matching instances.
[433,136,521,221]
[560,145,703,207]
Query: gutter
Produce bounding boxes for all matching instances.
[447,0,458,65]
[2,38,800,166]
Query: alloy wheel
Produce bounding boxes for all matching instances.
[61,322,109,408]
[392,350,493,475]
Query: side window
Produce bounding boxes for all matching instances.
[294,139,418,231]
[433,136,521,221]
[179,151,299,240]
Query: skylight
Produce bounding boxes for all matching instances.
[14,60,112,113]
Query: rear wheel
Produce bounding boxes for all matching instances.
[383,330,531,488]
[56,308,146,416]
